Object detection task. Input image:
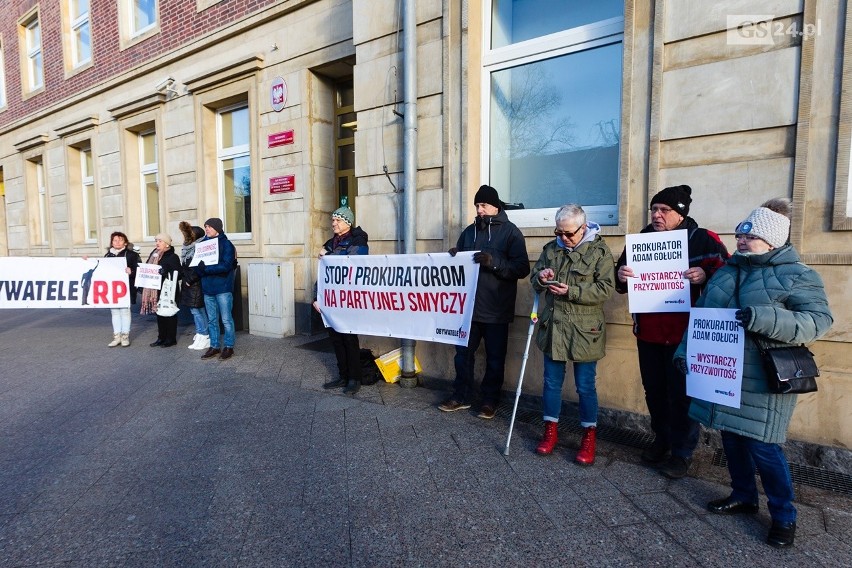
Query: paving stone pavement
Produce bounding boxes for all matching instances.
[0,308,850,567]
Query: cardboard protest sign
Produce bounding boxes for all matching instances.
[624,229,690,313]
[317,252,480,346]
[190,238,219,267]
[685,307,744,408]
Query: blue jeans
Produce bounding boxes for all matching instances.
[204,293,235,348]
[190,307,209,336]
[721,431,796,524]
[452,321,509,406]
[542,354,598,427]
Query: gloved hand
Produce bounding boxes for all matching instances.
[473,251,493,269]
[158,266,164,275]
[673,358,688,376]
[735,308,753,328]
[197,260,205,270]
[447,247,458,257]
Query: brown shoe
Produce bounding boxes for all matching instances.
[219,347,234,360]
[201,348,221,359]
[477,404,496,420]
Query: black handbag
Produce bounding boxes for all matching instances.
[733,266,819,394]
[761,345,819,394]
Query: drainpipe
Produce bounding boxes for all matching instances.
[399,0,418,388]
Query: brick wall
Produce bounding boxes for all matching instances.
[0,0,279,126]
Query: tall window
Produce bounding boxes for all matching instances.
[139,130,160,238]
[217,104,251,236]
[130,0,157,36]
[0,40,6,108]
[81,147,97,242]
[36,160,49,245]
[70,0,92,67]
[24,16,44,91]
[484,0,624,226]
[336,79,357,210]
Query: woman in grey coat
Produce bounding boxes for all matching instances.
[674,198,833,548]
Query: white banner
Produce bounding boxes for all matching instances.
[190,238,219,267]
[136,263,162,290]
[0,257,130,308]
[625,229,690,312]
[685,307,745,408]
[317,252,480,346]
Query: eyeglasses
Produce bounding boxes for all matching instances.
[650,205,675,215]
[554,225,585,239]
[735,234,760,241]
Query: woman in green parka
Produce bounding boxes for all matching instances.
[530,204,615,466]
[674,198,833,549]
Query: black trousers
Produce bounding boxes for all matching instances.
[328,328,361,382]
[636,339,699,458]
[452,321,509,406]
[156,315,178,343]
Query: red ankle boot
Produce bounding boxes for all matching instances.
[536,421,559,455]
[575,426,596,466]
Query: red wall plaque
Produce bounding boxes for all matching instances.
[268,130,294,148]
[269,175,295,194]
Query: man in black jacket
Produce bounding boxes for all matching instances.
[439,185,530,419]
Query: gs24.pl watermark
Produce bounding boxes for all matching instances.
[727,15,822,45]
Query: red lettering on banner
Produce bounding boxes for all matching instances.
[112,281,128,303]
[93,281,109,304]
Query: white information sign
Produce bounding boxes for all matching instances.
[190,239,220,267]
[625,229,690,313]
[136,263,162,290]
[0,257,130,308]
[317,252,480,346]
[685,307,745,408]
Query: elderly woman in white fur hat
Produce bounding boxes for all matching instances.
[674,198,833,548]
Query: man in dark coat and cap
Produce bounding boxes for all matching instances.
[439,185,530,419]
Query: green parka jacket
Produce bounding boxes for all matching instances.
[531,228,615,362]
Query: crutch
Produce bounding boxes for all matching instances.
[504,293,539,456]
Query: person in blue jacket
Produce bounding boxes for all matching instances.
[196,218,238,360]
[674,198,833,548]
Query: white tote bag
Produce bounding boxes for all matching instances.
[156,272,180,317]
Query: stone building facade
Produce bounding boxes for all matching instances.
[0,1,849,454]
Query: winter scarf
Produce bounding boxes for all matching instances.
[140,249,162,315]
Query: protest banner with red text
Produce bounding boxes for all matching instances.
[0,257,130,308]
[625,229,690,312]
[685,307,744,408]
[317,252,479,346]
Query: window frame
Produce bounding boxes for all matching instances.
[216,102,252,239]
[19,11,44,94]
[69,0,93,69]
[138,128,161,240]
[35,159,49,245]
[0,37,7,110]
[118,0,160,49]
[80,146,98,244]
[481,3,625,228]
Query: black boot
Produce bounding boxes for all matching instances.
[766,521,795,548]
[323,377,347,389]
[343,379,361,395]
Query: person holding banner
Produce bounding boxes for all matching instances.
[530,204,615,466]
[674,198,832,548]
[615,185,729,479]
[313,206,369,395]
[102,232,141,347]
[439,184,530,419]
[179,222,210,351]
[197,218,238,360]
[143,234,182,348]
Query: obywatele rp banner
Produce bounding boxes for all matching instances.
[0,257,130,308]
[317,252,479,346]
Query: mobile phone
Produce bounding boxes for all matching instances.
[542,280,561,286]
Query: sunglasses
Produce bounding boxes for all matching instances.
[554,224,585,239]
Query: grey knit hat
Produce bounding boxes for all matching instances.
[332,206,355,226]
[735,207,790,248]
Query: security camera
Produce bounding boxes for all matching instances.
[155,77,175,92]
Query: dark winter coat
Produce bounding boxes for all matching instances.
[322,226,369,256]
[196,233,237,296]
[179,223,207,309]
[675,246,833,443]
[456,210,530,324]
[615,217,729,345]
[105,246,141,304]
[158,247,182,306]
[531,231,615,362]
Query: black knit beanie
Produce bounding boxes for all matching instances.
[650,185,692,216]
[473,184,502,210]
